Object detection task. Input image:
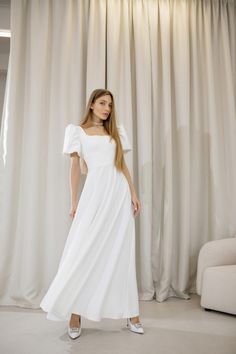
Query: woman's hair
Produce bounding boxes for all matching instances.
[79,88,125,172]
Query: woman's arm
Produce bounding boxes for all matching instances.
[121,158,141,217]
[69,152,81,218]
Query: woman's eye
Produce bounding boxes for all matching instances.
[99,102,112,108]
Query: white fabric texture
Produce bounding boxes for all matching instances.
[0,0,236,310]
[63,124,82,157]
[62,123,132,175]
[40,124,139,321]
[62,123,132,164]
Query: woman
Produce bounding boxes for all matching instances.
[40,88,144,339]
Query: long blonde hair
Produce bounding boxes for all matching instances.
[79,89,125,173]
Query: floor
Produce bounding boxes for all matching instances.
[0,294,235,354]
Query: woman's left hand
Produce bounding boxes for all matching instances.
[131,192,141,217]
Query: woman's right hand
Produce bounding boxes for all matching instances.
[69,205,77,219]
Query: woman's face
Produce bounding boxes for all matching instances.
[90,94,112,121]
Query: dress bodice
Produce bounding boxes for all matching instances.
[62,123,132,174]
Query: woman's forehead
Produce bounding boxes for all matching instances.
[97,95,112,103]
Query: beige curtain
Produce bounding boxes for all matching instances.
[0,0,235,308]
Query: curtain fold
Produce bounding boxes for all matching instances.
[0,0,235,308]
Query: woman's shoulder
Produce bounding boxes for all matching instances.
[64,124,84,144]
[65,123,82,130]
[116,123,132,152]
[116,123,127,135]
[65,123,83,136]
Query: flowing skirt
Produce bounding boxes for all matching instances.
[40,165,140,321]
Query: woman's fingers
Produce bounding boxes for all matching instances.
[132,200,140,217]
[69,208,77,218]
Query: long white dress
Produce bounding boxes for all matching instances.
[40,123,140,322]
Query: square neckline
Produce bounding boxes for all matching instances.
[77,125,111,137]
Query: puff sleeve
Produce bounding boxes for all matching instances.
[117,124,132,153]
[62,124,82,157]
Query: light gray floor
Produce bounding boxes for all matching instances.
[0,294,235,354]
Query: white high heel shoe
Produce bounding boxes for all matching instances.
[68,316,82,339]
[126,317,144,334]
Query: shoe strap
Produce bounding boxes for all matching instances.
[133,322,143,328]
